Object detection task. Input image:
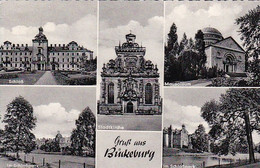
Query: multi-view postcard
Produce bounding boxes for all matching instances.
[0,1,97,85]
[0,1,259,168]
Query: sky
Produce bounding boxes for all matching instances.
[165,1,259,47]
[163,88,260,144]
[0,1,97,55]
[98,1,164,96]
[0,86,96,139]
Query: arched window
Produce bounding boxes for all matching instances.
[145,83,153,104]
[108,83,114,104]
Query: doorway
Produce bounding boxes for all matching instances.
[37,64,41,70]
[126,102,133,113]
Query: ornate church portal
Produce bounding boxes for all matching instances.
[98,33,162,115]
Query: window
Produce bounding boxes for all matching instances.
[145,83,153,104]
[108,83,114,104]
[63,58,64,62]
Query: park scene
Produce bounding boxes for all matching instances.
[164,2,259,87]
[163,88,260,168]
[0,87,96,168]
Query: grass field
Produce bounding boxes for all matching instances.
[97,114,162,131]
[5,153,95,168]
[0,71,45,85]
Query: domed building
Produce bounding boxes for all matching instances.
[202,27,224,46]
[202,27,245,73]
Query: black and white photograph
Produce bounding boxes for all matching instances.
[164,1,260,87]
[0,86,96,168]
[163,88,260,168]
[0,1,97,85]
[97,1,164,131]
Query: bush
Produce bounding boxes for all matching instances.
[53,71,96,85]
[210,77,250,87]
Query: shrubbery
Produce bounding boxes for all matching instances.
[53,71,96,85]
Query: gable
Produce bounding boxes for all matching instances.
[213,37,245,53]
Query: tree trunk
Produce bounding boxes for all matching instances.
[244,112,255,163]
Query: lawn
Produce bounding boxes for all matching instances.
[12,153,95,168]
[0,71,45,85]
[97,114,162,131]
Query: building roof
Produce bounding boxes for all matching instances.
[205,36,245,53]
[202,27,223,37]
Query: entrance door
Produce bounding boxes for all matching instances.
[52,64,55,70]
[226,65,229,73]
[126,102,133,113]
[37,64,41,70]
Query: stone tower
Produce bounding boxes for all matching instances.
[32,27,48,70]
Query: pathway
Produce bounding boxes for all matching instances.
[35,71,58,85]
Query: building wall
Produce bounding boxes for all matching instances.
[206,46,245,73]
[99,76,161,114]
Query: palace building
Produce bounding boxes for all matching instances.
[98,33,162,115]
[202,27,245,73]
[163,125,192,149]
[0,27,93,71]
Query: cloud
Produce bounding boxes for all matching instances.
[165,3,243,45]
[33,103,80,138]
[163,99,209,134]
[0,14,97,55]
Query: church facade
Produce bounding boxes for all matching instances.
[98,33,162,115]
[202,27,245,73]
[0,27,93,71]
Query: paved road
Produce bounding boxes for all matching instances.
[35,71,57,85]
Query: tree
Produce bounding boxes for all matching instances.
[195,30,207,75]
[236,6,260,86]
[179,33,189,53]
[187,38,195,50]
[201,89,260,163]
[70,107,95,156]
[2,96,37,158]
[40,139,60,152]
[165,23,180,82]
[178,50,200,81]
[191,124,209,152]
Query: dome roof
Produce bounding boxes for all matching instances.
[202,27,222,36]
[202,27,223,46]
